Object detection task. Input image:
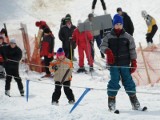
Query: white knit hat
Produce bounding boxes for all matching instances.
[141,10,148,18]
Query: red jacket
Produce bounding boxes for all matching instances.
[40,34,54,57]
[0,42,7,62]
[72,28,93,47]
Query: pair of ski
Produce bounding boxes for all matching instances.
[110,106,147,114]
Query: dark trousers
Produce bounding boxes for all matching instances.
[5,67,23,91]
[146,25,158,43]
[91,35,105,59]
[107,66,136,96]
[92,0,106,10]
[52,81,75,102]
[44,56,53,74]
[63,48,74,60]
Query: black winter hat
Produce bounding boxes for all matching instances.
[88,13,94,18]
[65,17,71,22]
[0,28,7,34]
[65,14,71,19]
[117,7,122,12]
[43,28,51,34]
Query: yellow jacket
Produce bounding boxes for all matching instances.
[146,15,156,33]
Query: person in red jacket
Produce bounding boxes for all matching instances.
[40,28,55,78]
[0,35,7,78]
[35,21,50,31]
[72,20,94,73]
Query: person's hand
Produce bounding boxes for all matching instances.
[130,59,137,74]
[106,49,114,64]
[52,66,58,71]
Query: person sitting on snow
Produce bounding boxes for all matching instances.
[49,48,75,105]
[100,14,142,111]
[141,10,158,47]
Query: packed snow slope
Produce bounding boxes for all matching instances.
[0,0,160,120]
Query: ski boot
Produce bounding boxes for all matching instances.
[68,100,75,104]
[108,96,116,111]
[129,94,140,110]
[52,101,59,106]
[20,89,24,96]
[5,90,10,97]
[89,66,94,72]
[77,67,87,73]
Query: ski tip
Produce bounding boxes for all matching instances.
[114,110,120,114]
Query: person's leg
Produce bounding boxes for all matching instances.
[91,40,95,60]
[85,44,93,67]
[92,0,97,10]
[120,66,140,109]
[149,25,158,43]
[107,67,121,110]
[63,81,75,103]
[120,66,136,96]
[0,65,5,78]
[95,35,105,58]
[5,75,12,91]
[78,46,84,67]
[64,48,70,59]
[13,68,24,94]
[44,56,53,75]
[5,68,12,91]
[107,67,121,96]
[52,81,62,103]
[100,0,107,14]
[100,0,106,10]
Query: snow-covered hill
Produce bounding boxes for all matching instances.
[0,0,160,120]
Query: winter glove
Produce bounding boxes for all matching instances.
[105,49,114,64]
[48,53,53,58]
[130,59,137,74]
[52,65,58,71]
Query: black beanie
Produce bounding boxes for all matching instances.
[117,7,122,12]
[43,28,51,34]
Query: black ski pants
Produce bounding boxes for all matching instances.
[52,81,75,102]
[92,0,106,10]
[5,67,23,91]
[146,25,158,43]
[44,56,53,74]
[63,47,74,61]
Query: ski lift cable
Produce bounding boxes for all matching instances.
[7,58,160,71]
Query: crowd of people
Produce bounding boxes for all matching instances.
[0,1,158,111]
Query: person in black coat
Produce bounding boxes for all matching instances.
[117,7,134,36]
[40,28,54,78]
[59,17,76,60]
[1,39,24,97]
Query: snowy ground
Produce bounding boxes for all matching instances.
[0,0,160,120]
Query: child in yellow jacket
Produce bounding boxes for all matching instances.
[49,48,75,105]
[142,10,158,47]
